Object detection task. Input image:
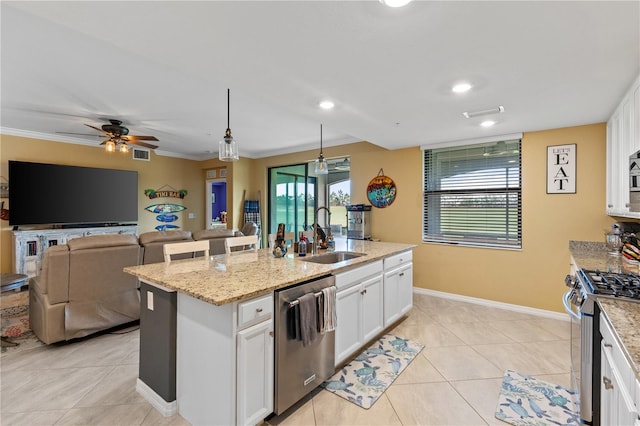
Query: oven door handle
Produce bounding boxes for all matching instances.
[563,290,581,320]
[562,290,582,320]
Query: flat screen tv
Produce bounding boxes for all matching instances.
[9,161,138,227]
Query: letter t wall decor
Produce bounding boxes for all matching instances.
[547,144,576,194]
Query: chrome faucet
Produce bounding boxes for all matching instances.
[312,206,331,254]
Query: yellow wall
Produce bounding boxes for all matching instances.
[0,135,205,272]
[0,123,617,312]
[249,124,614,312]
[411,124,614,311]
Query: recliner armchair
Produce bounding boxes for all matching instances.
[29,234,142,344]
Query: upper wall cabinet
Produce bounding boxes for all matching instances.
[607,74,640,218]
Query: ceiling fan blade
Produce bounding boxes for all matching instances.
[84,124,111,135]
[56,131,105,137]
[121,135,159,142]
[129,140,158,149]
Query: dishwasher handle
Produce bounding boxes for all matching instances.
[563,290,581,320]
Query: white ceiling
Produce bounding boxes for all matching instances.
[1,1,639,160]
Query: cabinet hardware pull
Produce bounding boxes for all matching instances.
[256,308,263,313]
[269,331,274,337]
[603,376,613,390]
[399,273,404,277]
[604,343,612,348]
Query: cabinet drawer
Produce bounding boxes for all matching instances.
[335,260,383,290]
[384,250,412,270]
[238,294,273,329]
[600,313,636,396]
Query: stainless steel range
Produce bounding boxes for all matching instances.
[564,268,640,425]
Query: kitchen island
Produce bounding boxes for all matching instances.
[125,240,415,425]
[570,241,640,424]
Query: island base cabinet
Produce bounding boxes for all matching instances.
[237,319,274,426]
[600,313,640,426]
[383,251,413,328]
[177,292,274,426]
[335,284,362,365]
[334,260,384,366]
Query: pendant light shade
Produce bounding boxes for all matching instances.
[314,124,329,175]
[219,88,239,162]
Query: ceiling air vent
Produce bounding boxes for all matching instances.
[132,148,150,161]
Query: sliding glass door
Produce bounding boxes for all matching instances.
[268,164,316,238]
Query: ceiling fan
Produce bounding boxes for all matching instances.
[59,119,159,152]
[329,157,350,171]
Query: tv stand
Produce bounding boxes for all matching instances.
[12,225,138,278]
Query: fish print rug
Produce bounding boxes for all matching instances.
[495,370,579,426]
[321,334,424,409]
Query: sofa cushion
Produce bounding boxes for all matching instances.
[67,234,139,251]
[192,229,236,240]
[140,230,194,264]
[37,245,70,304]
[139,230,192,246]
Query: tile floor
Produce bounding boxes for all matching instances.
[0,292,571,425]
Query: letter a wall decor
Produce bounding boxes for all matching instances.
[547,144,576,194]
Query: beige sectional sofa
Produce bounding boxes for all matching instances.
[29,225,259,344]
[29,234,142,344]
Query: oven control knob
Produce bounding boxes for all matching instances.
[565,274,574,288]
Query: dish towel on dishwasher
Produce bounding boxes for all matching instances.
[298,293,318,346]
[321,286,337,333]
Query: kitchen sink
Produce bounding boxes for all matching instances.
[300,251,366,264]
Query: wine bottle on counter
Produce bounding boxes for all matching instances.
[276,223,285,244]
[272,223,288,257]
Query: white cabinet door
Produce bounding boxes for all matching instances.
[384,262,413,327]
[601,341,637,426]
[397,263,413,316]
[606,74,640,218]
[335,284,363,365]
[237,319,274,426]
[361,274,384,343]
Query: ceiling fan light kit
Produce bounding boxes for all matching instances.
[219,88,239,162]
[56,118,159,153]
[314,124,329,175]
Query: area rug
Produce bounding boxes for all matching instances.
[321,334,424,409]
[495,370,579,426]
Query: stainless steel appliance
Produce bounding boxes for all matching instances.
[564,268,640,425]
[346,204,371,240]
[274,275,336,415]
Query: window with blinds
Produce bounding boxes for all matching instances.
[423,139,522,249]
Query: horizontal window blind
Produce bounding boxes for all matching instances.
[423,139,522,249]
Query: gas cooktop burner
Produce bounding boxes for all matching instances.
[581,269,640,300]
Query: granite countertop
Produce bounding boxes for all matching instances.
[598,298,640,378]
[125,240,415,306]
[569,240,640,380]
[569,240,640,274]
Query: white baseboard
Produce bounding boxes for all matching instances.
[413,288,569,322]
[136,378,178,417]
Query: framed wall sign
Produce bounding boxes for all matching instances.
[547,144,576,194]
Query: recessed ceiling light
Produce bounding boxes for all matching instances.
[379,0,412,7]
[452,83,472,93]
[319,100,335,110]
[480,120,496,128]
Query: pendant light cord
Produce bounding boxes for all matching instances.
[320,123,323,154]
[224,88,232,138]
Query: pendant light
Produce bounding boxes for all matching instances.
[314,124,329,175]
[219,88,239,161]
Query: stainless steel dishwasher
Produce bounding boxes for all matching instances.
[274,274,336,415]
